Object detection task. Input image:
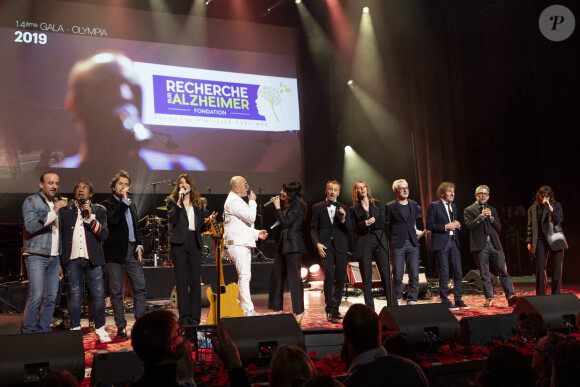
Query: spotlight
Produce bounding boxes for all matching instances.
[347,79,353,86]
[206,0,212,5]
[301,267,309,280]
[307,264,325,282]
[363,7,369,13]
[308,264,321,274]
[345,145,352,152]
[295,0,302,4]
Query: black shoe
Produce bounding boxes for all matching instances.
[116,327,128,339]
[455,300,470,309]
[507,295,518,307]
[333,312,344,320]
[326,313,339,323]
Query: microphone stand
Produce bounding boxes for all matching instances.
[147,179,173,266]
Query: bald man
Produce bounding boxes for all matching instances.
[223,176,268,316]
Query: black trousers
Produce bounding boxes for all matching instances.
[359,233,394,308]
[535,239,564,295]
[171,231,202,325]
[268,252,304,314]
[320,243,347,315]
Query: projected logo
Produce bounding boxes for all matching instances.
[136,63,300,132]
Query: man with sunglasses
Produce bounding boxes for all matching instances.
[223,176,268,317]
[464,185,517,308]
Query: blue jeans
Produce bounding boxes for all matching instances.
[392,240,421,302]
[106,245,147,329]
[22,255,60,333]
[434,238,463,302]
[474,241,515,299]
[66,258,106,329]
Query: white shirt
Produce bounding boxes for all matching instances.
[223,192,259,248]
[441,199,454,236]
[186,205,196,231]
[44,201,60,257]
[70,203,96,260]
[327,203,336,224]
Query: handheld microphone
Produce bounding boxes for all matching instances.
[264,195,281,207]
[180,193,185,202]
[79,198,90,219]
[55,193,63,201]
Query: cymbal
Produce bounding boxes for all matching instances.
[156,206,168,211]
[147,216,167,221]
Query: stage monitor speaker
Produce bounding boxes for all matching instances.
[303,329,343,358]
[0,330,84,386]
[463,270,497,293]
[459,314,518,346]
[0,313,23,335]
[346,262,381,289]
[512,293,580,335]
[220,314,305,365]
[379,304,460,347]
[143,267,176,300]
[91,351,144,386]
[171,284,211,309]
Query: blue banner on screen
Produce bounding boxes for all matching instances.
[136,63,300,132]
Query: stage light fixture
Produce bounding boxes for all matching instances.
[309,264,321,274]
[345,145,352,152]
[301,267,309,280]
[363,7,369,13]
[295,0,302,4]
[347,79,353,86]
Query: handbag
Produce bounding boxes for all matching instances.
[547,221,568,250]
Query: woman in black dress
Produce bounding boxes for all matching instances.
[526,185,568,295]
[167,173,216,326]
[268,181,307,323]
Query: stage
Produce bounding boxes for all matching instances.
[46,278,580,386]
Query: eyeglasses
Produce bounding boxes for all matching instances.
[397,187,409,192]
[172,326,185,341]
[476,192,489,196]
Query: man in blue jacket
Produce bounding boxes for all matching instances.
[21,171,67,333]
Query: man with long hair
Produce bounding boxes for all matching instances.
[101,170,147,339]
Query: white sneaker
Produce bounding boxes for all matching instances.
[244,309,258,317]
[407,301,417,306]
[397,299,403,306]
[71,326,81,331]
[95,327,112,343]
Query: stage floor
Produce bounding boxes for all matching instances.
[74,278,580,385]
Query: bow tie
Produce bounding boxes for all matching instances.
[327,201,338,208]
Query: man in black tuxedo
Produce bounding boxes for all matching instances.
[426,182,469,311]
[101,170,147,339]
[311,180,352,323]
[386,179,424,306]
[464,185,517,307]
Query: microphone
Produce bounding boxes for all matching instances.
[55,193,63,201]
[180,193,185,202]
[264,195,281,207]
[270,220,280,230]
[79,198,89,219]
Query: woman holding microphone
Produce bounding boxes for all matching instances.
[167,173,217,326]
[268,181,307,324]
[526,185,568,296]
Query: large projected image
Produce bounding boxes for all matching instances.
[0,1,302,193]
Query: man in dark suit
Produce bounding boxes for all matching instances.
[464,185,517,307]
[426,182,469,311]
[101,170,147,339]
[386,179,424,306]
[311,180,352,323]
[60,178,111,343]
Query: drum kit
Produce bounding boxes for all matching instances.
[142,206,230,266]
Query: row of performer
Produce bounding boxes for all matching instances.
[21,170,568,340]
